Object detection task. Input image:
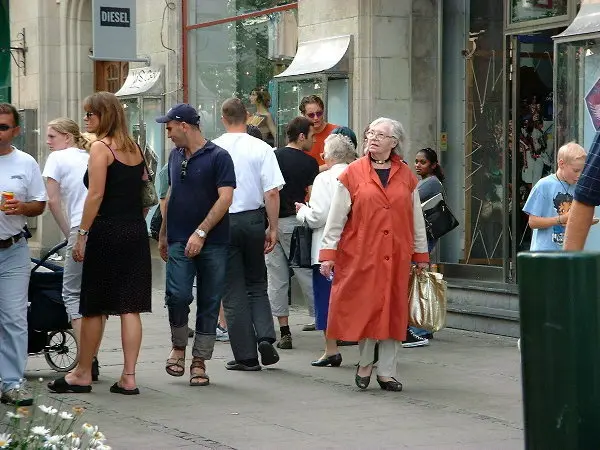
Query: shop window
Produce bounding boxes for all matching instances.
[188,0,294,25]
[510,0,568,24]
[187,10,297,140]
[461,2,505,266]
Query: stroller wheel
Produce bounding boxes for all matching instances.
[44,330,79,372]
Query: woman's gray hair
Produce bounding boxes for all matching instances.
[323,133,358,164]
[367,117,408,157]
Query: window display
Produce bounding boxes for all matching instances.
[510,0,568,24]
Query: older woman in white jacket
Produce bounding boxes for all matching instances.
[295,132,357,367]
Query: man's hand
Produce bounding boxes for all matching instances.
[320,260,335,279]
[2,198,25,215]
[185,233,205,258]
[158,235,168,262]
[264,226,277,254]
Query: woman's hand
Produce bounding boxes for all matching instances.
[320,260,335,279]
[295,202,305,213]
[415,262,429,274]
[72,235,87,262]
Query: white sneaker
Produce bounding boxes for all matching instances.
[216,326,229,342]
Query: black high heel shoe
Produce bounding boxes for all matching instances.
[311,353,342,367]
[376,377,403,392]
[355,366,373,389]
[92,357,100,382]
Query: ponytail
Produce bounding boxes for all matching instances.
[419,147,445,182]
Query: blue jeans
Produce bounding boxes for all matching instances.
[165,242,228,359]
[312,265,332,331]
[0,239,30,391]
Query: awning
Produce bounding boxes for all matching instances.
[554,3,600,40]
[115,66,163,97]
[275,34,352,78]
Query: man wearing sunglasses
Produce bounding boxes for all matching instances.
[299,95,339,172]
[0,103,47,406]
[156,104,236,386]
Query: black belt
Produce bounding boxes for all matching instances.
[0,233,23,249]
[230,207,265,216]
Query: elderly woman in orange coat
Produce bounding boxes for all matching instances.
[319,117,429,392]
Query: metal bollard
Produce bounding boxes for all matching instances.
[518,252,600,450]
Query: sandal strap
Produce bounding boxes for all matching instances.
[190,359,206,371]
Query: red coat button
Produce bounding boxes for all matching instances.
[384,230,389,235]
[385,256,390,261]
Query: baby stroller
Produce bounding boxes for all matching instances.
[28,241,79,372]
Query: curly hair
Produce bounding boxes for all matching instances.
[299,95,324,115]
[252,87,271,108]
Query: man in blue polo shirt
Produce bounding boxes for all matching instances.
[157,104,236,387]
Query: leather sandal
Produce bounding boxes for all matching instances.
[110,372,139,395]
[165,349,185,377]
[189,359,210,386]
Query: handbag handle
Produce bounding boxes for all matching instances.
[136,143,154,182]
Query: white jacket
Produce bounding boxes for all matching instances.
[296,163,348,265]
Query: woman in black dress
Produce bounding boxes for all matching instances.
[49,91,151,395]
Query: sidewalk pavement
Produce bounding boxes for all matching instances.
[5,261,524,449]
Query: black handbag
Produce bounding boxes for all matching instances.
[288,222,312,269]
[149,207,162,241]
[422,193,459,240]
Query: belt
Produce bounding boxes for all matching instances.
[0,233,23,249]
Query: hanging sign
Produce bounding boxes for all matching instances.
[440,132,448,151]
[92,0,136,60]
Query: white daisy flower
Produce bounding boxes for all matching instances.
[81,423,97,435]
[59,411,74,420]
[38,405,58,415]
[0,433,12,448]
[31,426,51,436]
[92,431,106,442]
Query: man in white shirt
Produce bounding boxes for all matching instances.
[214,98,285,371]
[0,103,47,405]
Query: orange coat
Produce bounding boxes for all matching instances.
[319,155,429,342]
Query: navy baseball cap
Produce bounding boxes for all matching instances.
[155,103,200,126]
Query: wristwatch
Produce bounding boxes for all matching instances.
[195,228,207,239]
[77,229,89,236]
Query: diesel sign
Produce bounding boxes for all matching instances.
[100,7,131,27]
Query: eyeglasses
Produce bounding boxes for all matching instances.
[180,159,188,181]
[306,111,324,119]
[365,130,396,141]
[84,112,96,119]
[0,124,15,132]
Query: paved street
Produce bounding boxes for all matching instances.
[6,254,524,449]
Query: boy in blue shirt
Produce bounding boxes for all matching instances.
[523,142,587,251]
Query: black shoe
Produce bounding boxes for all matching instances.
[258,341,280,366]
[188,327,195,338]
[377,377,403,392]
[109,382,139,395]
[302,323,316,331]
[402,329,430,348]
[355,366,372,390]
[311,353,342,367]
[92,357,100,382]
[225,360,261,371]
[336,340,358,346]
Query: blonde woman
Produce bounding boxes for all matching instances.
[42,119,104,380]
[48,92,151,396]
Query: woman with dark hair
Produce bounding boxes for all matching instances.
[48,91,152,395]
[404,147,445,345]
[248,87,277,146]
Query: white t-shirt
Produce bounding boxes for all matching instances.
[213,133,285,213]
[0,147,48,239]
[42,147,89,228]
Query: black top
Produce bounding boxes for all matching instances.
[84,159,144,219]
[375,168,391,188]
[167,141,236,245]
[274,146,319,218]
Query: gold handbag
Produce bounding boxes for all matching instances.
[408,267,447,332]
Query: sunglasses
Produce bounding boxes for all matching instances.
[180,159,188,181]
[306,111,324,119]
[0,124,15,132]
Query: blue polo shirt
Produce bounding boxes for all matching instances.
[167,141,236,245]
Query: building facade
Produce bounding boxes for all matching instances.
[7,0,593,335]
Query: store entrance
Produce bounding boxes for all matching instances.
[508,29,563,270]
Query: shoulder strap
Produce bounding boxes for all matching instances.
[136,143,153,182]
[99,140,117,159]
